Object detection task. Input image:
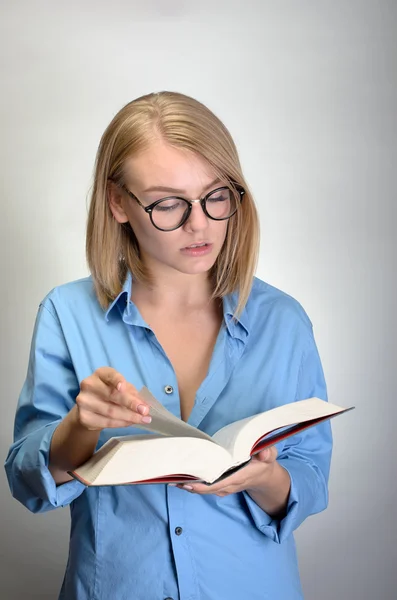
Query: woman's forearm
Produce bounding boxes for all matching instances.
[245,462,291,520]
[49,405,100,485]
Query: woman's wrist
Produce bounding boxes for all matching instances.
[245,462,291,520]
[49,406,100,480]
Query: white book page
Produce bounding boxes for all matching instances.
[211,414,260,455]
[213,398,348,462]
[137,387,214,443]
[74,435,232,485]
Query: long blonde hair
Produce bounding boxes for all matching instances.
[86,91,259,317]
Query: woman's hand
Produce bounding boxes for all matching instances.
[50,367,152,483]
[75,366,152,432]
[175,446,291,519]
[177,447,278,497]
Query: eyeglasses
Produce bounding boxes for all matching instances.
[119,183,245,232]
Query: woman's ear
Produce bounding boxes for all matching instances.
[107,180,129,224]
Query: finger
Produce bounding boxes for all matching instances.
[255,446,278,463]
[179,481,227,495]
[95,366,126,391]
[95,368,150,415]
[78,409,134,431]
[77,392,151,426]
[178,483,237,497]
[80,375,116,402]
[80,376,149,418]
[113,382,151,415]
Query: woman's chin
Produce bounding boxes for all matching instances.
[176,255,218,275]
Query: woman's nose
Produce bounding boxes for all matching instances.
[183,201,209,232]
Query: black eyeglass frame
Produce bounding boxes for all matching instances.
[118,182,245,232]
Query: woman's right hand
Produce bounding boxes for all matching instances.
[75,367,152,432]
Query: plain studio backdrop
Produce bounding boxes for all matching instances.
[0,1,396,599]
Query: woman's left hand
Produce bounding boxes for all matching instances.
[176,446,278,497]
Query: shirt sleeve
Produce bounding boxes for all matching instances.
[242,327,333,544]
[4,301,86,513]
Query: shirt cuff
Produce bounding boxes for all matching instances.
[242,457,328,544]
[5,421,86,513]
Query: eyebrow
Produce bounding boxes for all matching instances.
[142,177,221,195]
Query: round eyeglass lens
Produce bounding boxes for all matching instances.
[205,187,238,220]
[151,198,190,230]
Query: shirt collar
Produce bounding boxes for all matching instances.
[104,271,133,322]
[222,291,250,342]
[105,271,250,342]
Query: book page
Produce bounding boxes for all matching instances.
[136,387,214,442]
[212,398,350,462]
[71,435,232,485]
[211,413,259,452]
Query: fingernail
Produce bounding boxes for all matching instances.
[183,485,193,490]
[168,483,177,487]
[137,404,148,415]
[141,416,152,424]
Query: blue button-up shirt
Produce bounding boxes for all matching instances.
[4,273,332,600]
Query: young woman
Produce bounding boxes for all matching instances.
[5,91,332,600]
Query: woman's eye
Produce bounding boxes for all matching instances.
[208,194,227,203]
[155,200,183,212]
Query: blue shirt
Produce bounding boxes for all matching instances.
[4,273,332,600]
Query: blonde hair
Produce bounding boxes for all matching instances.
[86,91,260,317]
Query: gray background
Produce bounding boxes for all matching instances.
[1,1,396,598]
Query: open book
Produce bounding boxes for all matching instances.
[70,388,353,486]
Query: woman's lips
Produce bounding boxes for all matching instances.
[180,243,213,257]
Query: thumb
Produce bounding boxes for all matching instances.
[256,446,277,463]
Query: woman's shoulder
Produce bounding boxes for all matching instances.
[247,276,313,331]
[39,275,100,316]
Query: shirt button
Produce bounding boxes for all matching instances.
[164,597,174,600]
[175,526,183,535]
[164,385,174,394]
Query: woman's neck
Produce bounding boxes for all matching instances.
[131,270,215,314]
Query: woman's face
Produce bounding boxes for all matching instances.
[109,140,229,278]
